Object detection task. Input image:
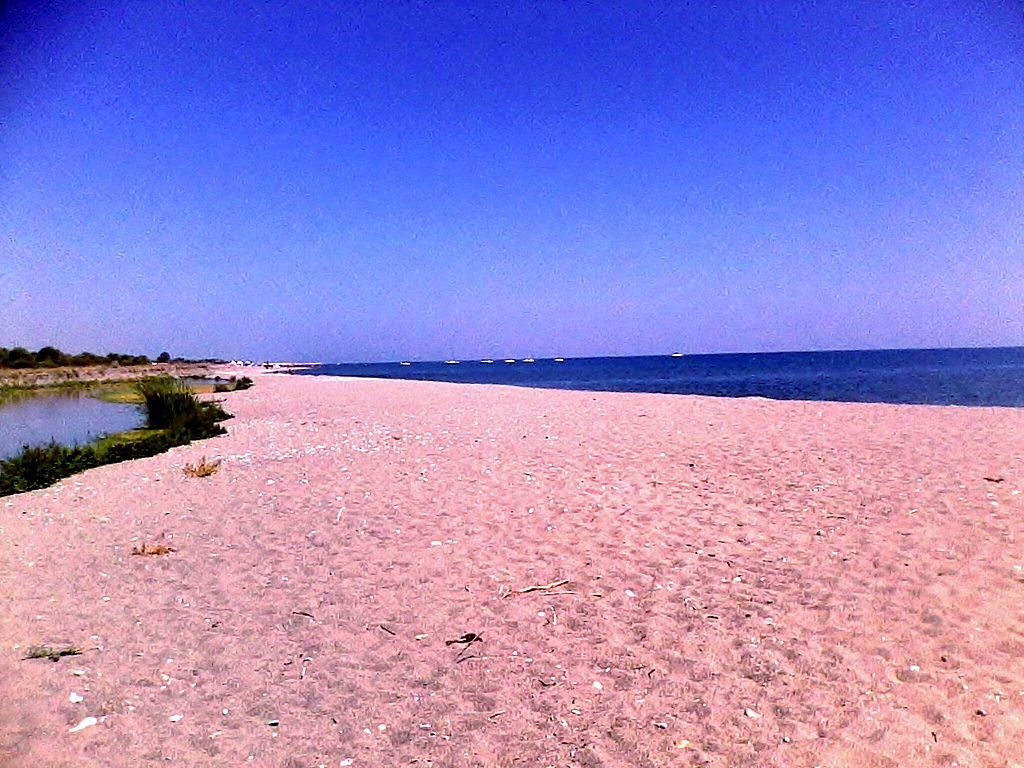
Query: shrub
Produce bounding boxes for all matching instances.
[94,430,180,463]
[134,376,229,439]
[0,442,100,496]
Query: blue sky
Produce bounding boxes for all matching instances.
[2,1,1022,362]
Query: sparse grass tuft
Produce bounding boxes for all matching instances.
[131,542,176,556]
[23,644,83,662]
[183,456,221,478]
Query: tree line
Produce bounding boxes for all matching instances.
[0,346,172,369]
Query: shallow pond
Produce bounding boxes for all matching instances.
[0,391,143,461]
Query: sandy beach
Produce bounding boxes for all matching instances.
[1,373,1023,767]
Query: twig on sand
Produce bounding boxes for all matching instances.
[23,644,83,662]
[506,579,569,597]
[379,624,396,636]
[487,709,507,720]
[445,632,482,646]
[446,632,484,663]
[131,543,176,556]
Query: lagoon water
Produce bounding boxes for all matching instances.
[298,347,1024,407]
[0,392,142,461]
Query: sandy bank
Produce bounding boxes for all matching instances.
[1,374,1023,767]
[0,362,233,389]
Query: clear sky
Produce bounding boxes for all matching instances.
[2,1,1022,362]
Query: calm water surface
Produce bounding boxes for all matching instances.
[298,347,1024,407]
[0,392,142,460]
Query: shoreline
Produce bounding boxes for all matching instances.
[1,374,1023,766]
[288,370,1024,411]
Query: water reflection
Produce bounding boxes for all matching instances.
[0,390,142,460]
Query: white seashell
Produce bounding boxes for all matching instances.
[69,692,84,704]
[169,714,183,723]
[69,716,98,733]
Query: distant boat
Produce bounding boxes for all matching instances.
[444,360,460,364]
[670,352,684,358]
[523,357,535,363]
[480,359,494,364]
[554,357,565,362]
[400,361,412,366]
[504,359,516,363]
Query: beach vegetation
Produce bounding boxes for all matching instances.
[134,376,230,438]
[0,443,101,495]
[184,456,222,477]
[0,377,232,497]
[91,383,145,404]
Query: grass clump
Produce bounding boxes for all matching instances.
[184,456,221,477]
[23,644,83,662]
[134,376,229,438]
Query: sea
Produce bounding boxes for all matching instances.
[294,346,1024,408]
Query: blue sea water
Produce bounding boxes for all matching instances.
[295,347,1024,407]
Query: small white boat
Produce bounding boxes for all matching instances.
[480,359,494,364]
[523,357,535,363]
[444,360,460,364]
[400,361,412,366]
[504,359,516,363]
[670,352,684,358]
[554,357,565,362]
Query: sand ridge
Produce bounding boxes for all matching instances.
[1,374,1023,767]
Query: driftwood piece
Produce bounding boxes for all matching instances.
[506,579,569,597]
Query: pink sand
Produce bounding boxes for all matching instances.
[2,374,1023,767]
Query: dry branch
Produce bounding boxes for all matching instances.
[506,579,569,597]
[131,542,176,556]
